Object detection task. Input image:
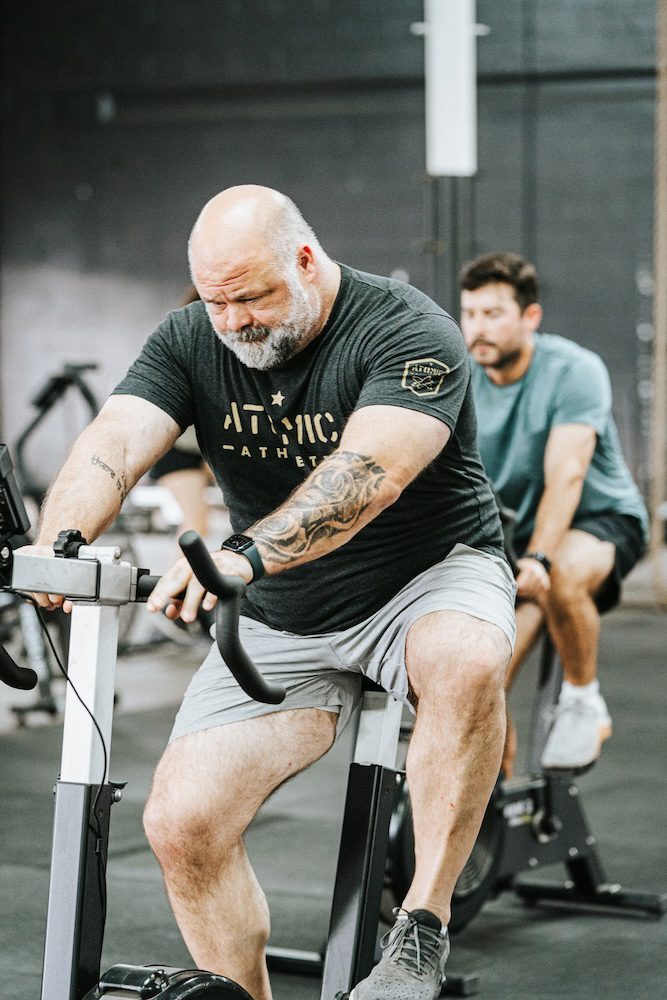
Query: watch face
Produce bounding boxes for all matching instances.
[224,534,252,552]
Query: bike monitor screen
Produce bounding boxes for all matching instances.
[0,444,31,541]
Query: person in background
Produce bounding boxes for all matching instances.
[149,285,216,542]
[148,285,217,637]
[460,251,648,776]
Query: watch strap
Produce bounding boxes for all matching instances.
[524,550,552,574]
[221,535,265,582]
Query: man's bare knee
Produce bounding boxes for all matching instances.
[406,611,510,705]
[144,710,337,873]
[143,745,252,875]
[550,531,615,601]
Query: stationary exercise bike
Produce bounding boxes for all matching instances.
[386,513,667,935]
[0,444,264,999]
[0,442,438,1000]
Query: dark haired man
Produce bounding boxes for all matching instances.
[23,187,516,1000]
[460,252,647,775]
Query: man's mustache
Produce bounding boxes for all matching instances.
[222,326,270,343]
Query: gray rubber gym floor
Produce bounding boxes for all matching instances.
[1,605,666,1000]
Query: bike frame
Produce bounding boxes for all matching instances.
[9,545,414,1000]
[11,547,136,999]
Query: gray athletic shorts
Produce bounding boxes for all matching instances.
[169,543,517,744]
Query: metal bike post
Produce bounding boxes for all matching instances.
[525,633,563,775]
[320,685,403,998]
[40,603,120,1000]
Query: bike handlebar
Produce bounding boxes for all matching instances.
[178,530,285,704]
[0,644,38,691]
[0,530,286,705]
[30,365,99,414]
[136,531,286,706]
[180,531,286,705]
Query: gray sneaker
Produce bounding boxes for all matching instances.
[541,691,612,771]
[348,908,449,1000]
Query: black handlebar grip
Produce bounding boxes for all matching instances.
[0,644,38,691]
[135,574,188,603]
[135,574,161,601]
[178,531,286,706]
[178,531,244,601]
[213,583,286,706]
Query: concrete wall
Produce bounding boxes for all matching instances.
[0,0,656,490]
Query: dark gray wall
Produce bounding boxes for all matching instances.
[0,0,656,487]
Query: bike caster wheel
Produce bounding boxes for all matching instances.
[85,964,253,998]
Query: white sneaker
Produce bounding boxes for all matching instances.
[541,690,612,771]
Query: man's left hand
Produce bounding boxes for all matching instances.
[146,549,254,624]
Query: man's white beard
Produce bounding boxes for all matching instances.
[214,275,321,370]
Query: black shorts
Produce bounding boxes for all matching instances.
[149,447,204,480]
[517,511,646,614]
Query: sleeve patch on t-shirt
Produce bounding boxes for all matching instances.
[401,358,451,397]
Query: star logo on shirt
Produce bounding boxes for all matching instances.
[271,391,285,406]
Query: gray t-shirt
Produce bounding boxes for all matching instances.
[114,264,504,633]
[470,332,649,547]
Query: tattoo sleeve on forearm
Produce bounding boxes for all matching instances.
[255,451,386,565]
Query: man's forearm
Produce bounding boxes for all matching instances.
[250,450,399,573]
[527,475,584,558]
[36,426,136,546]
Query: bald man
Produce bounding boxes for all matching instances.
[27,186,515,1000]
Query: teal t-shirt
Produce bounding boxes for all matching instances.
[470,333,648,547]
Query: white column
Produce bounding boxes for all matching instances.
[423,0,478,177]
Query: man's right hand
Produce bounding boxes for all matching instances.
[13,544,73,612]
[515,555,551,602]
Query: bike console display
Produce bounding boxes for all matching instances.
[0,445,39,690]
[0,444,30,545]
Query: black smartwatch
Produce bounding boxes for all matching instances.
[524,550,552,575]
[221,533,265,582]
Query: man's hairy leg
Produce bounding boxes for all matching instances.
[505,600,545,690]
[502,600,545,776]
[143,709,337,1000]
[545,530,615,685]
[401,610,511,923]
